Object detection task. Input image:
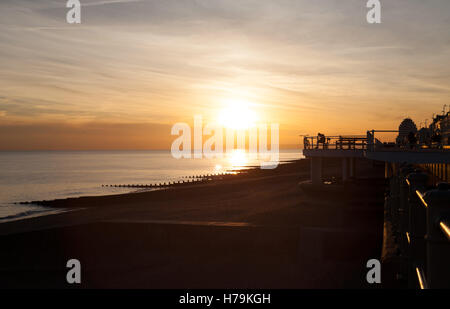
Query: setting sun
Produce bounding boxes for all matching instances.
[217,99,258,130]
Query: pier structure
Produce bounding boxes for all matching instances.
[303,135,366,184]
[302,112,450,288]
[303,130,449,185]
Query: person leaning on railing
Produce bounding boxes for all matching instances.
[316,133,326,149]
[303,136,310,149]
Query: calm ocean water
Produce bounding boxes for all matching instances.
[0,150,303,221]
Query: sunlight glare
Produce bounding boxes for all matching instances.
[227,149,248,168]
[217,99,258,130]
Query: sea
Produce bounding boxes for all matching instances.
[0,149,303,222]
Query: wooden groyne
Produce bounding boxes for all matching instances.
[101,171,241,189]
[16,171,244,206]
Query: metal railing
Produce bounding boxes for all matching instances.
[303,129,450,152]
[440,220,450,241]
[388,168,450,289]
[366,130,397,152]
[416,267,428,290]
[303,135,367,150]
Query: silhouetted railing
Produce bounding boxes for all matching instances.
[303,135,367,150]
[303,130,449,152]
[387,168,450,289]
[440,220,450,241]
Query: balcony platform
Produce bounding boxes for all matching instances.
[303,149,364,158]
[364,149,450,164]
[304,148,449,164]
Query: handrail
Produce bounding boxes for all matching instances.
[416,267,428,289]
[303,128,449,151]
[440,220,450,241]
[304,135,366,139]
[415,190,428,208]
[400,171,449,288]
[372,130,399,133]
[302,135,367,150]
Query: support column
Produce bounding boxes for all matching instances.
[349,158,356,178]
[392,162,399,176]
[385,162,391,179]
[445,164,448,182]
[310,157,322,185]
[433,164,437,184]
[342,158,349,181]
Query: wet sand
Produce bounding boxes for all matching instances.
[0,158,386,288]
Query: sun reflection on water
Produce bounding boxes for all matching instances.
[227,149,248,170]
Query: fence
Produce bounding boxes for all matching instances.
[303,135,367,150]
[386,166,450,288]
[304,130,448,152]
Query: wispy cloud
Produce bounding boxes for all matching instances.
[0,0,449,138]
[81,0,143,7]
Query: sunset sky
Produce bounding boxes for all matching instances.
[1,0,450,150]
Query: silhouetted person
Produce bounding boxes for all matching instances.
[316,133,325,149]
[303,136,310,149]
[407,131,417,149]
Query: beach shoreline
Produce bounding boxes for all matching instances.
[0,150,303,221]
[0,158,388,288]
[0,158,300,225]
[0,159,309,233]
